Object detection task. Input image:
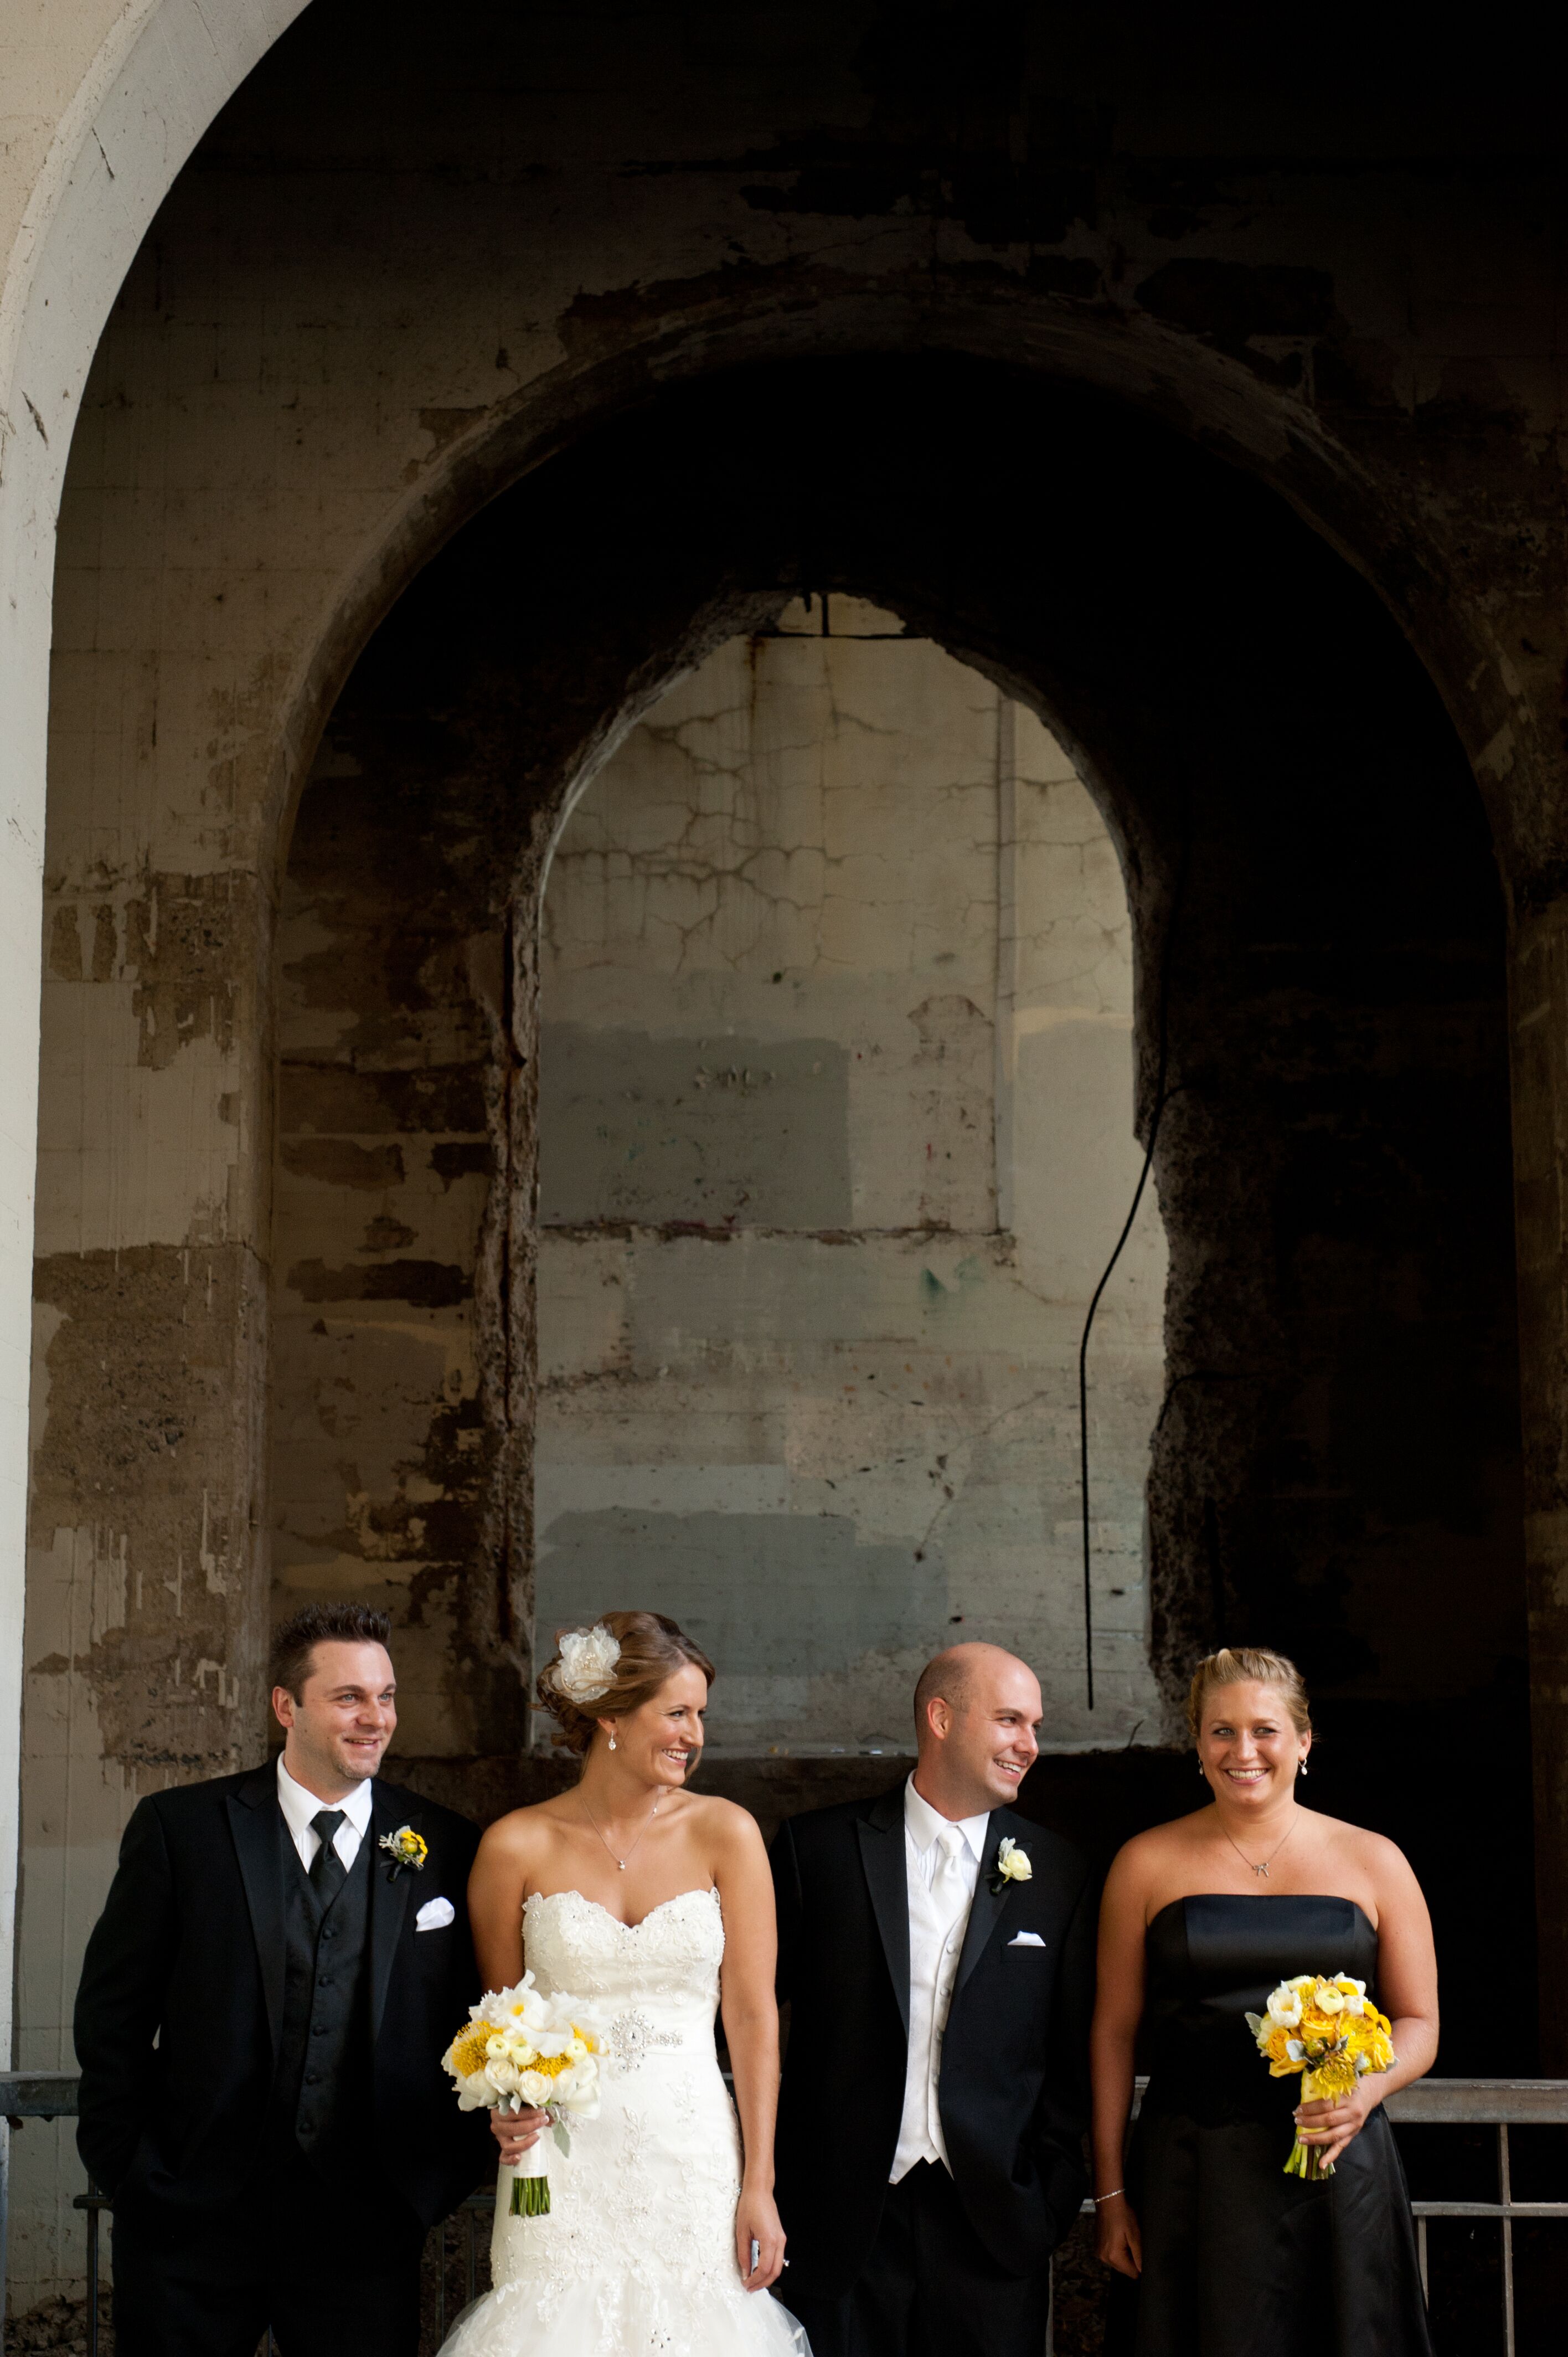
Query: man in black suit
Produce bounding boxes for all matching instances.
[771,1643,1095,2357]
[74,1602,493,2357]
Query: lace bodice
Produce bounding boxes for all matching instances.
[523,1885,724,2008]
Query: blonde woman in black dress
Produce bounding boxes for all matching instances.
[1092,1648,1438,2356]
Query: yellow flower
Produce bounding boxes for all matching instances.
[379,1825,429,1871]
[447,2023,492,2080]
[525,2052,574,2081]
[1303,2050,1358,2103]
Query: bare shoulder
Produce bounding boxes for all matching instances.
[476,1799,569,1863]
[1108,1813,1200,1883]
[1325,1815,1422,1892]
[681,1791,765,1860]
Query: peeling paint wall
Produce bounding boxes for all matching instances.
[536,603,1165,1749]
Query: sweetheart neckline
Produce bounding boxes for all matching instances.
[524,1885,719,1934]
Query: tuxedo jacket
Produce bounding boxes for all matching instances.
[771,1784,1094,2296]
[74,1765,493,2227]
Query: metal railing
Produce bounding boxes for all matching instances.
[5,2074,1565,2356]
[1384,2078,1568,2357]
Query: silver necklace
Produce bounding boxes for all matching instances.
[1221,1806,1300,1880]
[582,1793,661,1872]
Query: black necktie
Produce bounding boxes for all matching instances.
[310,1808,347,1902]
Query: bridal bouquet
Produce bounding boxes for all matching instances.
[442,1972,604,2216]
[1246,1972,1396,2180]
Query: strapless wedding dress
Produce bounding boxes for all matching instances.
[438,1886,811,2357]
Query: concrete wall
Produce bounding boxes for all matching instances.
[535,600,1165,1751]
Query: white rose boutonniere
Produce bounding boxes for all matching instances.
[989,1836,1033,1895]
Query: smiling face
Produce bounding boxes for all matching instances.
[272,1638,397,1799]
[1198,1680,1310,1810]
[600,1662,709,1788]
[917,1645,1042,1818]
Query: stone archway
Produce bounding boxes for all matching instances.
[270,352,1528,2055]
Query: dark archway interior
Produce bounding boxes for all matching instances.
[280,355,1529,2063]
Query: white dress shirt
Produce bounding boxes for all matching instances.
[890,1777,989,2182]
[275,1753,374,1872]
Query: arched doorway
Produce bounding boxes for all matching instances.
[530,596,1165,1757]
[267,354,1528,2046]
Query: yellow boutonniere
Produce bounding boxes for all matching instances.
[379,1824,428,1875]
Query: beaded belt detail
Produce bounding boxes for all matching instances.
[607,2008,685,2068]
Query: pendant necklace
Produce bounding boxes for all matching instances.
[1221,1805,1299,1881]
[583,1794,661,1871]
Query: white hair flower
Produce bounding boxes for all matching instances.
[552,1623,621,1706]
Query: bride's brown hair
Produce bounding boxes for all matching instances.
[536,1609,716,1757]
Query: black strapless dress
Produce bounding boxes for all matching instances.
[1108,1895,1433,2357]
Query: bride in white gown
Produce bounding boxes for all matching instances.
[439,1610,810,2357]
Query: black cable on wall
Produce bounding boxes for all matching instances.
[1077,828,1188,1711]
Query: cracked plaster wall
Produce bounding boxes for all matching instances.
[535,603,1165,1751]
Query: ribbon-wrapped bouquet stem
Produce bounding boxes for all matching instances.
[443,1972,604,2216]
[1246,1972,1396,2181]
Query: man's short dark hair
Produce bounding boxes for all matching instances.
[269,1603,393,1701]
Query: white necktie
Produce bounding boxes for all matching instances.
[932,1822,966,1915]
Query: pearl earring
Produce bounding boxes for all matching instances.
[608,1732,616,1752]
[1299,1758,1308,1777]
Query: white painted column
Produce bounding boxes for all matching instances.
[0,0,312,2311]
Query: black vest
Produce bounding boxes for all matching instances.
[270,1812,373,2164]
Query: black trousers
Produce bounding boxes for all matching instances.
[110,2144,425,2357]
[785,2161,1053,2357]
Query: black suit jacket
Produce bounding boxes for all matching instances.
[74,1765,493,2227]
[771,1784,1094,2296]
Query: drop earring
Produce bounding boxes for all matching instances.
[1298,1757,1308,1777]
[608,1731,617,1752]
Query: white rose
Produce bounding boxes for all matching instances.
[995,1838,1033,1883]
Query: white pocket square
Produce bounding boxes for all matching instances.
[1008,1930,1046,1948]
[415,1896,455,1932]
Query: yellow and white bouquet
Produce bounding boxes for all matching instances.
[1246,1972,1396,2181]
[442,1971,604,2216]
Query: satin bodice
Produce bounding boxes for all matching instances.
[1141,1893,1381,2127]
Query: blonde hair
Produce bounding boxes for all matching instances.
[536,1609,715,1757]
[1186,1646,1311,1743]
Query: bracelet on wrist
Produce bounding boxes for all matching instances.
[1093,2188,1126,2205]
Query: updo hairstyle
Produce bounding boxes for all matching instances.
[1186,1646,1312,1744]
[536,1609,716,1757]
